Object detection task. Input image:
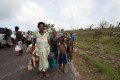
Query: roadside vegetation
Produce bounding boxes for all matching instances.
[72,26,120,80]
[75,27,120,57]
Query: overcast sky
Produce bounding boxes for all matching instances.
[0,0,120,31]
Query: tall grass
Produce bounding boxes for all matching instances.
[79,53,120,80]
[75,34,120,57]
[73,28,120,80]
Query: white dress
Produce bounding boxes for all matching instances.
[32,31,50,71]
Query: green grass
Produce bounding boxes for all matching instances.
[75,35,120,57]
[73,27,120,80]
[78,53,120,80]
[73,51,103,80]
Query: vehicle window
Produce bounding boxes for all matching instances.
[0,28,5,34]
[0,28,12,34]
[57,33,63,36]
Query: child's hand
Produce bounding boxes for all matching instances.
[48,54,50,57]
[35,57,39,61]
[32,54,35,56]
[48,54,50,59]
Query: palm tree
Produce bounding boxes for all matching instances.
[45,23,55,32]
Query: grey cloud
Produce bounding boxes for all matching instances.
[0,0,24,21]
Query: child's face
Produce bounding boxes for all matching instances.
[59,37,62,41]
[53,32,56,36]
[59,37,64,43]
[69,41,72,45]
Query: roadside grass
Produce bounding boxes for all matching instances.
[73,29,120,79]
[73,51,104,80]
[75,35,120,57]
[78,53,120,80]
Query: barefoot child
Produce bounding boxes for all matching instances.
[58,36,67,73]
[67,40,73,64]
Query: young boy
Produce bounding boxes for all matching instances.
[58,36,67,73]
[66,40,73,64]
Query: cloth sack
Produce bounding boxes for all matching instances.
[27,50,39,70]
[28,62,33,70]
[26,44,33,54]
[15,45,21,52]
[28,56,37,70]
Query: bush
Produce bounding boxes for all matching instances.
[94,30,103,37]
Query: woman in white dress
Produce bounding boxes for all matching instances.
[32,22,50,77]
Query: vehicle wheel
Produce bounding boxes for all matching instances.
[7,38,14,47]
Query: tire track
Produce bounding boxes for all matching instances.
[0,55,30,80]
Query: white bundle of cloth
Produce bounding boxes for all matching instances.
[15,45,21,52]
[27,49,39,70]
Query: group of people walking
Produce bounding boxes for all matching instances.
[14,22,74,78]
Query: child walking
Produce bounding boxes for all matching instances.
[67,40,73,64]
[58,36,67,73]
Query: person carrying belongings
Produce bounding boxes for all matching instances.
[50,31,58,63]
[32,22,50,77]
[58,36,67,73]
[15,26,23,56]
[66,40,73,64]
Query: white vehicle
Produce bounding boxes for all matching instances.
[0,28,14,47]
[11,32,16,43]
[56,32,63,39]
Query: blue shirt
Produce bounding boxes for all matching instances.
[70,34,74,41]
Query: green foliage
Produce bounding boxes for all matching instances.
[45,23,54,31]
[61,29,64,32]
[75,29,120,57]
[75,27,120,80]
[94,30,103,37]
[79,53,120,80]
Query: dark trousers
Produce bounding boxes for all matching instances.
[27,40,31,47]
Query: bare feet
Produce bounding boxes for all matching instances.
[58,69,61,73]
[62,70,66,73]
[44,73,50,78]
[39,73,43,78]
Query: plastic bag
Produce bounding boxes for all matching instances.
[15,45,21,52]
[48,52,57,68]
[48,58,57,68]
[49,52,55,58]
